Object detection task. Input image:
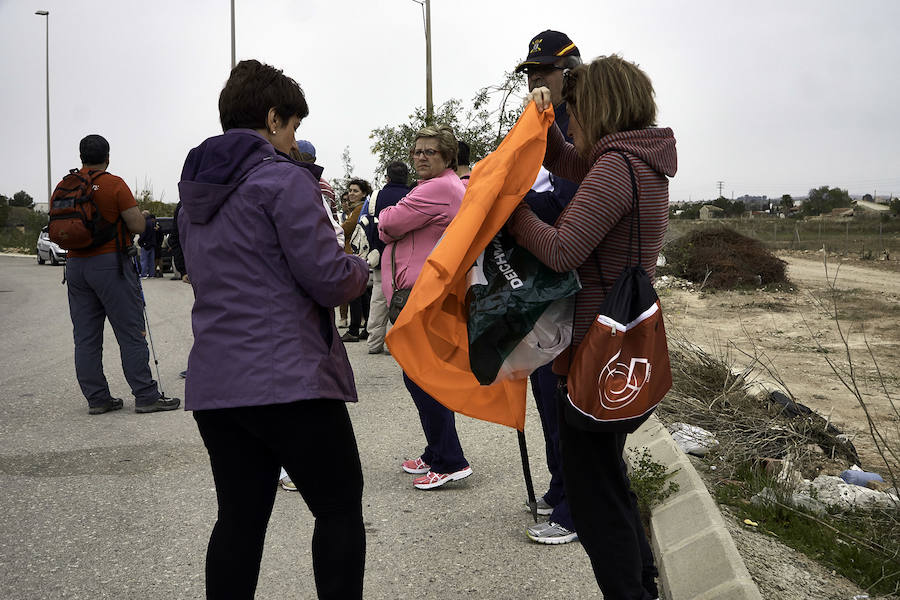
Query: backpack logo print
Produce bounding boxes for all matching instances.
[598,351,651,410]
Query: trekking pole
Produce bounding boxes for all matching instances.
[518,429,539,523]
[132,254,167,398]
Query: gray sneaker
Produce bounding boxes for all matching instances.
[525,521,578,545]
[524,497,554,516]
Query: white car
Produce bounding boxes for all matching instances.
[36,226,67,265]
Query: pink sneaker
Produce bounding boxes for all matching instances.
[401,457,430,474]
[413,466,473,490]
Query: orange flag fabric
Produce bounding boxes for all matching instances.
[385,104,555,431]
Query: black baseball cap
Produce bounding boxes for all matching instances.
[515,30,580,73]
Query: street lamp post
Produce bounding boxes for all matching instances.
[230,0,235,69]
[35,10,51,206]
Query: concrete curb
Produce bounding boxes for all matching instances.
[626,414,763,600]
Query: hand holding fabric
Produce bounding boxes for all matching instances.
[523,86,552,112]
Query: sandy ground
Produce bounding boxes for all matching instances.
[659,250,900,473]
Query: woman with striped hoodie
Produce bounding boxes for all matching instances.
[508,55,676,600]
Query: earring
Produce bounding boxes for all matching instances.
[271,130,277,134]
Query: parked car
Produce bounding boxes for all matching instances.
[36,226,67,265]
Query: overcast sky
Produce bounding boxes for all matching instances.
[2,0,899,206]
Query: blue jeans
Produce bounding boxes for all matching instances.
[140,246,155,277]
[65,253,160,407]
[403,372,468,474]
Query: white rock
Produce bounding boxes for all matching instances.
[669,423,719,456]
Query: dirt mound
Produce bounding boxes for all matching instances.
[661,226,788,289]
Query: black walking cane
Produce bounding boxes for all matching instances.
[518,429,539,523]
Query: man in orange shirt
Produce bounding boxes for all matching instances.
[63,135,180,415]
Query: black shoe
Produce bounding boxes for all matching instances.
[359,330,369,340]
[135,396,181,413]
[88,398,124,415]
[178,370,187,379]
[340,331,360,343]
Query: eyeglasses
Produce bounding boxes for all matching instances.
[410,148,439,158]
[522,64,566,76]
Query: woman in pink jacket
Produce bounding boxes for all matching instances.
[378,125,472,490]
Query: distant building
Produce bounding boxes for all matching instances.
[700,205,725,220]
[735,194,769,210]
[829,207,854,218]
[33,202,49,214]
[854,199,890,213]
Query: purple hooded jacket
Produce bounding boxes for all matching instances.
[178,129,369,411]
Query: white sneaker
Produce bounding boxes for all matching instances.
[525,521,578,544]
[280,476,297,491]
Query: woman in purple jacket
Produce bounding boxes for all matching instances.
[178,60,370,599]
[379,125,473,490]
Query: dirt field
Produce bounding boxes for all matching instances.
[659,250,900,472]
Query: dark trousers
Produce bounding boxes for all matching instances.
[65,254,160,407]
[529,363,573,530]
[348,286,372,336]
[193,400,365,600]
[402,372,468,474]
[559,401,658,600]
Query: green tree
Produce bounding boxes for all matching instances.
[133,181,175,217]
[801,186,851,216]
[890,197,900,216]
[369,69,526,181]
[329,146,356,202]
[10,190,34,209]
[780,194,794,214]
[0,195,8,228]
[679,203,701,219]
[727,200,745,217]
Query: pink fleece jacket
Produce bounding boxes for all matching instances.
[378,168,465,301]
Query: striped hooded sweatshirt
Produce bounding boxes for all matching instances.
[508,123,677,370]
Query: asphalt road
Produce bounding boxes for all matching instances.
[0,254,602,599]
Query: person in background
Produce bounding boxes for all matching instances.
[509,55,675,600]
[169,200,189,282]
[455,140,472,185]
[363,161,410,355]
[138,210,158,278]
[279,138,345,494]
[341,178,372,343]
[178,59,368,599]
[379,125,473,491]
[337,191,352,328]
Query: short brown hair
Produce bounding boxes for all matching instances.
[218,59,309,132]
[564,55,657,147]
[412,125,458,170]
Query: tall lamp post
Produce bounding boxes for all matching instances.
[412,0,433,124]
[35,10,51,206]
[230,0,235,68]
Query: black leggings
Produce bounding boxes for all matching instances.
[194,400,365,599]
[559,404,658,600]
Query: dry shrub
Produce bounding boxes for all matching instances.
[658,332,859,479]
[662,226,788,289]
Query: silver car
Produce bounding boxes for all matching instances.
[36,226,67,265]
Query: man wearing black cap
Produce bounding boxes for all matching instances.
[513,30,583,547]
[62,135,181,415]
